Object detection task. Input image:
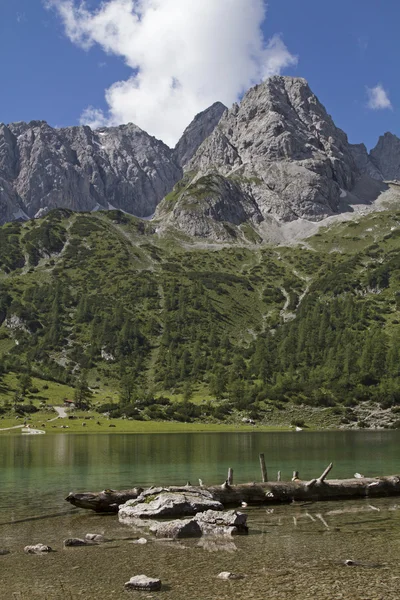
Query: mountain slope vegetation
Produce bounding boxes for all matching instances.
[1,206,400,427]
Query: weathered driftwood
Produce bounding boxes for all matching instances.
[259,453,267,482]
[227,468,234,486]
[209,475,400,505]
[66,475,400,513]
[66,487,143,513]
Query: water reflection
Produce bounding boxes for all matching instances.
[1,431,400,522]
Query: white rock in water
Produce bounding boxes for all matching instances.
[125,575,161,591]
[85,533,106,542]
[133,538,148,545]
[119,489,223,520]
[218,571,245,580]
[24,544,53,554]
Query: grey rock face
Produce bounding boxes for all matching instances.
[173,102,227,167]
[0,101,228,225]
[184,76,359,224]
[349,143,383,180]
[0,120,182,224]
[370,133,400,180]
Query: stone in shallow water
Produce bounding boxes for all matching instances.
[218,571,245,580]
[152,518,202,539]
[24,544,53,554]
[0,549,10,556]
[125,575,161,591]
[64,538,90,547]
[85,533,107,542]
[195,509,248,536]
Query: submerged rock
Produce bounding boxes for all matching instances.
[85,533,108,543]
[63,538,91,547]
[0,549,10,556]
[123,509,248,540]
[131,537,148,545]
[195,510,248,536]
[218,571,245,580]
[24,544,53,554]
[125,575,162,591]
[151,518,202,539]
[197,538,237,553]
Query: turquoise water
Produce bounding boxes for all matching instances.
[1,431,400,599]
[1,430,400,521]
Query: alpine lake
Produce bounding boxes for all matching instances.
[1,430,400,599]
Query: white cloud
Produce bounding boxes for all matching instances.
[367,84,392,111]
[47,0,298,146]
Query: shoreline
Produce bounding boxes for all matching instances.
[0,418,390,435]
[0,419,291,435]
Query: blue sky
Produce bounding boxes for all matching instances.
[0,0,398,149]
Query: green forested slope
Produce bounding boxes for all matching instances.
[1,208,400,425]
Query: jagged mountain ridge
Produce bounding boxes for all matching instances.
[0,104,226,225]
[1,76,399,233]
[350,133,400,182]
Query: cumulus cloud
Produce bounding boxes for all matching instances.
[47,0,298,146]
[367,84,392,111]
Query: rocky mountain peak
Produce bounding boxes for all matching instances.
[180,75,358,226]
[173,102,227,167]
[370,132,400,180]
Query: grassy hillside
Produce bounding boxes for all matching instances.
[1,207,400,428]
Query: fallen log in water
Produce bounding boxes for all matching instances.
[66,487,143,513]
[209,475,400,505]
[66,474,400,513]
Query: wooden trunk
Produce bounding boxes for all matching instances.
[65,488,143,513]
[66,475,400,513]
